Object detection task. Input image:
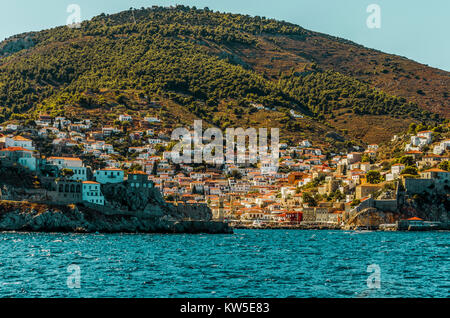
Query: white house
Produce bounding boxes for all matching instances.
[6,124,19,131]
[360,162,372,172]
[144,117,161,123]
[433,139,450,155]
[94,168,124,184]
[56,132,68,139]
[406,131,433,151]
[102,127,120,136]
[5,136,35,151]
[38,127,59,137]
[299,140,312,148]
[391,164,406,175]
[386,163,406,181]
[0,146,37,171]
[417,131,433,143]
[119,114,133,122]
[148,138,162,145]
[103,144,115,154]
[47,157,88,181]
[66,166,88,181]
[47,157,83,168]
[53,117,71,129]
[82,181,105,205]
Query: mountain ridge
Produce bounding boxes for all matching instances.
[0,5,447,148]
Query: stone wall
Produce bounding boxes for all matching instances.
[374,199,398,212]
[403,178,435,195]
[172,203,212,221]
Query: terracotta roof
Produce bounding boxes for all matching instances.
[128,171,148,175]
[423,154,441,158]
[48,157,82,161]
[406,150,423,154]
[1,147,32,152]
[12,136,31,141]
[423,168,448,173]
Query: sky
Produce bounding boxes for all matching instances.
[0,0,449,71]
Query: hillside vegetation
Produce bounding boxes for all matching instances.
[0,6,447,145]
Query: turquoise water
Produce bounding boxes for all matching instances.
[0,230,448,298]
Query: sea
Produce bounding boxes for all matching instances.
[0,230,448,298]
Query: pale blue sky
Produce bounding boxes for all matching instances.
[0,0,449,71]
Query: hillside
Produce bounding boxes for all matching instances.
[0,6,447,146]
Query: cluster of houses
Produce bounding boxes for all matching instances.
[0,114,448,226]
[405,130,433,151]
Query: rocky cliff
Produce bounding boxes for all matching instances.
[344,190,449,230]
[101,182,212,221]
[0,175,227,233]
[0,201,232,234]
[398,192,450,223]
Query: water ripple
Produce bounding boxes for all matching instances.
[0,230,448,298]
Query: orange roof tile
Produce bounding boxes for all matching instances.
[1,147,32,152]
[48,157,82,161]
[129,171,148,175]
[12,136,31,141]
[424,168,448,173]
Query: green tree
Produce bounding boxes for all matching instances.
[407,122,417,134]
[302,192,317,206]
[366,170,383,184]
[60,168,74,178]
[398,155,415,166]
[227,170,242,180]
[361,154,371,163]
[438,161,450,172]
[401,166,418,175]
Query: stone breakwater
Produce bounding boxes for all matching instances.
[0,201,232,234]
